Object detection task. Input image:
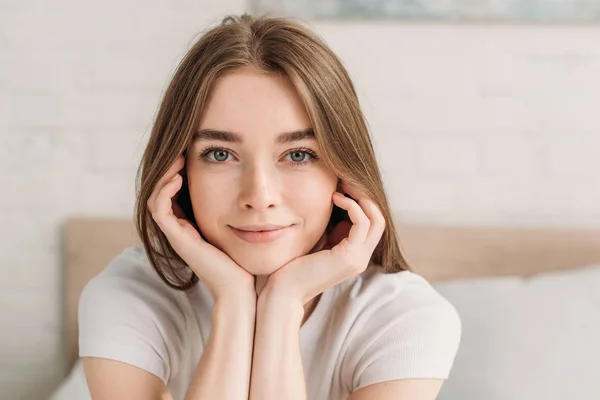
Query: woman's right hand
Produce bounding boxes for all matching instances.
[147,155,256,302]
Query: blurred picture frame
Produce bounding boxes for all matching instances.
[250,0,600,22]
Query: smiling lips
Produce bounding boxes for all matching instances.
[230,224,292,243]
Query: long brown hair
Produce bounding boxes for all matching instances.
[134,13,411,291]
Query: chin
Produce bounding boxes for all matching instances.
[230,249,296,276]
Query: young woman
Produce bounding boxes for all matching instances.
[78,13,461,400]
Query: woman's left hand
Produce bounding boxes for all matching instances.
[262,181,386,306]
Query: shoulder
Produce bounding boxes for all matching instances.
[338,266,462,390]
[341,265,460,322]
[80,243,180,300]
[79,243,190,325]
[78,243,191,384]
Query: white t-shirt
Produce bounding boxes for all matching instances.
[79,243,461,400]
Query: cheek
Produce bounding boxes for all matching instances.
[286,171,337,219]
[187,173,232,235]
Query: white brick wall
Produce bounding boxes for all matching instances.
[2,1,599,398]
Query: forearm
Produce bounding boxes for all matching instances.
[249,288,306,400]
[185,292,256,400]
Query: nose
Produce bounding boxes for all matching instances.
[237,160,282,211]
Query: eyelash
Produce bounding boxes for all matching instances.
[198,145,320,167]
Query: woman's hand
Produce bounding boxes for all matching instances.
[262,181,386,306]
[147,155,256,302]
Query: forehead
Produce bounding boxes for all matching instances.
[198,68,312,140]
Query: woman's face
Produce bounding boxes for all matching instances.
[186,67,338,276]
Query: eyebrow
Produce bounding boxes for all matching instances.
[192,128,315,144]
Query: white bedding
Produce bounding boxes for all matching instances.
[434,263,600,400]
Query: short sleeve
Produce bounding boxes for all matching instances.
[351,300,462,391]
[78,268,187,385]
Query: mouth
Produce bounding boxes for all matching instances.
[234,224,288,232]
[229,225,292,243]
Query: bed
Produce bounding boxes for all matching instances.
[49,218,600,399]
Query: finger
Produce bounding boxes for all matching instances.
[332,192,369,244]
[159,155,185,187]
[339,181,384,247]
[359,198,386,249]
[152,174,183,235]
[148,155,185,212]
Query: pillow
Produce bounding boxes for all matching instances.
[48,358,91,400]
[432,264,600,400]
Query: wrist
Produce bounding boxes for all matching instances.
[258,286,304,325]
[214,288,257,312]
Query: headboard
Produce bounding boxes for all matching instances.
[64,218,600,371]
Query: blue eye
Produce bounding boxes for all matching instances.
[197,146,320,166]
[209,149,230,162]
[288,151,309,162]
[199,146,232,162]
[285,148,319,166]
